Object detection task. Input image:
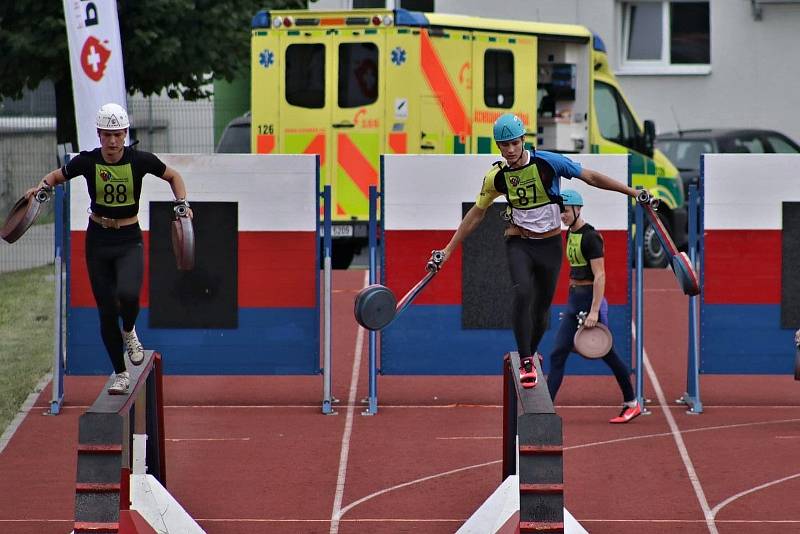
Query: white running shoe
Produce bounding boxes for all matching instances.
[122,327,145,366]
[108,371,130,395]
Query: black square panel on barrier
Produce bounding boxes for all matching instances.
[781,202,800,328]
[462,202,514,329]
[149,201,238,329]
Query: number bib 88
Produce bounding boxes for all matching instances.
[94,164,135,207]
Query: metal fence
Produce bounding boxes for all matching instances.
[0,90,227,273]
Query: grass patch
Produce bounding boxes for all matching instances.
[0,265,55,433]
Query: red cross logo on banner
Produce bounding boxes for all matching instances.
[80,36,111,82]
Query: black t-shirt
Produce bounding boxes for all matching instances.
[565,223,604,281]
[62,147,167,219]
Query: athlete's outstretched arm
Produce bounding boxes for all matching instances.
[578,168,641,198]
[438,204,488,266]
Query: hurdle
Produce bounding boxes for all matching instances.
[51,154,331,412]
[72,350,202,533]
[458,352,587,534]
[365,154,632,412]
[684,154,800,404]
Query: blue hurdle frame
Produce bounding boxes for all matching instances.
[363,185,382,416]
[677,182,703,413]
[632,178,704,414]
[49,182,69,415]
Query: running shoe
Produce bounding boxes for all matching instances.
[108,371,130,395]
[122,327,145,366]
[519,356,538,389]
[609,402,642,423]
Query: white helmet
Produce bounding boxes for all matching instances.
[96,103,130,130]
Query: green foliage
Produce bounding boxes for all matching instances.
[0,266,54,432]
[0,0,306,102]
[0,4,70,100]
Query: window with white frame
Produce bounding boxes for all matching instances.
[620,1,710,74]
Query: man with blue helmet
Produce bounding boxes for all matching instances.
[431,113,645,389]
[549,189,640,423]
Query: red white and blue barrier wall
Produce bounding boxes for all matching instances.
[701,154,797,374]
[65,154,319,375]
[380,154,631,374]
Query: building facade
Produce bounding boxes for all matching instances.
[435,0,800,141]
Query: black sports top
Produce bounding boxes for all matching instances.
[62,147,167,219]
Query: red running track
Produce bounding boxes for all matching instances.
[1,270,799,533]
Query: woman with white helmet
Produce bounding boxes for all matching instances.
[431,113,646,389]
[26,102,192,395]
[548,189,640,423]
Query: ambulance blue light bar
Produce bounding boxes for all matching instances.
[252,10,395,29]
[252,10,269,28]
[593,32,607,53]
[394,8,429,27]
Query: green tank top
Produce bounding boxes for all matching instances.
[566,232,587,267]
[566,224,604,281]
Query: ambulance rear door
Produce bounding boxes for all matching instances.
[277,27,333,188]
[329,27,385,224]
[416,28,473,155]
[470,32,537,154]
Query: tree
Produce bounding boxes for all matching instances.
[0,0,305,147]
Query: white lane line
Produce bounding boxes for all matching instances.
[0,372,51,456]
[337,460,502,520]
[639,331,718,534]
[326,414,800,522]
[329,270,368,534]
[710,472,800,518]
[47,403,800,410]
[6,518,800,526]
[438,417,800,447]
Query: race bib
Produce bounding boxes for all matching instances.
[94,163,135,207]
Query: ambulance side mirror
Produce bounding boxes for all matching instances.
[642,120,656,156]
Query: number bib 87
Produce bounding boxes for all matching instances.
[94,164,135,207]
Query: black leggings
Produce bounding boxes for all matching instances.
[505,235,563,359]
[546,285,635,403]
[85,220,144,374]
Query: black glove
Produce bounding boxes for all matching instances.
[426,250,445,273]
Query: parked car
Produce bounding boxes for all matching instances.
[656,128,800,189]
[215,112,251,153]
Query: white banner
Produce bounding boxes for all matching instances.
[62,0,128,150]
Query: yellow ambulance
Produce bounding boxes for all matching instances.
[251,8,686,267]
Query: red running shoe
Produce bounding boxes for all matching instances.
[519,356,538,389]
[609,403,642,424]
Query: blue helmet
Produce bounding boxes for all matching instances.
[493,113,526,142]
[561,189,584,206]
